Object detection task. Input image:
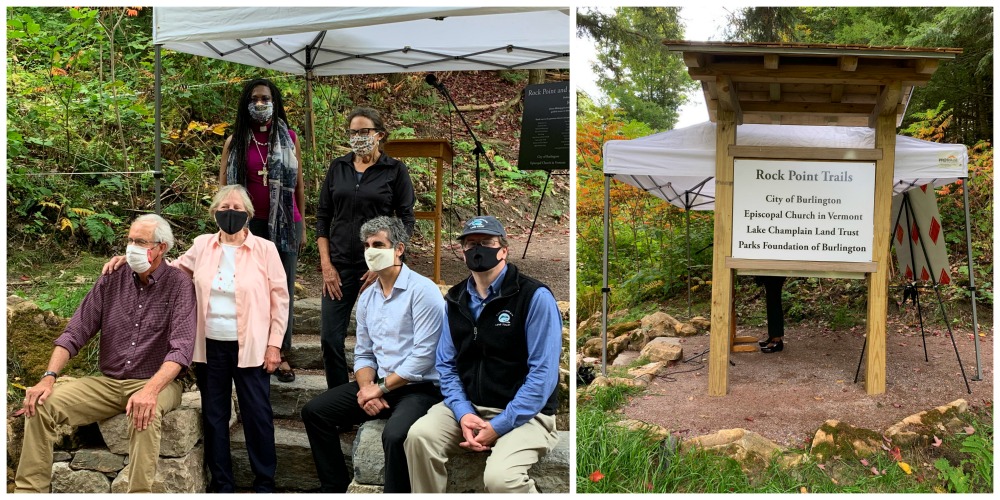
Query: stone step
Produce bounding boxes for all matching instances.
[230,419,356,492]
[293,297,356,337]
[267,371,330,420]
[285,335,356,371]
[348,421,569,493]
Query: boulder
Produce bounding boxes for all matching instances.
[611,350,641,368]
[50,461,110,493]
[352,420,387,485]
[884,399,968,446]
[690,316,711,330]
[586,376,646,389]
[110,444,207,493]
[556,301,570,321]
[608,309,628,321]
[294,297,356,337]
[581,338,603,358]
[641,311,680,341]
[100,391,212,457]
[609,320,640,337]
[809,420,882,461]
[69,448,125,473]
[674,323,699,337]
[611,419,670,441]
[347,480,384,493]
[606,334,630,358]
[640,337,683,363]
[269,373,330,419]
[682,428,781,463]
[627,362,667,382]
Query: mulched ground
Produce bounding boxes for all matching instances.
[616,321,993,448]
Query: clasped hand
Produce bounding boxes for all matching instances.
[357,383,389,416]
[459,413,498,451]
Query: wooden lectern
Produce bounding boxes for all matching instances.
[383,139,454,284]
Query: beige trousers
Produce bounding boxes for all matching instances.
[404,401,559,493]
[14,376,183,493]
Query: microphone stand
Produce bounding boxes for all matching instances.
[428,76,495,216]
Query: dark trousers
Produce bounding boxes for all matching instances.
[756,276,787,339]
[300,381,442,493]
[248,218,301,353]
[194,339,277,493]
[319,263,365,388]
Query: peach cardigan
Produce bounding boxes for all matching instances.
[173,231,289,367]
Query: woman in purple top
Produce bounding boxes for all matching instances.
[219,78,304,382]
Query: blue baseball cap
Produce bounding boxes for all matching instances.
[458,216,507,239]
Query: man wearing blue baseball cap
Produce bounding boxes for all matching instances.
[404,216,562,493]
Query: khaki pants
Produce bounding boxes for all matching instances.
[14,376,183,493]
[404,401,559,493]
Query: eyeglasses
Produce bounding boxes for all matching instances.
[347,128,378,137]
[251,96,272,104]
[462,239,500,250]
[126,238,160,247]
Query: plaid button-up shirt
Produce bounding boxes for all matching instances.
[54,263,197,380]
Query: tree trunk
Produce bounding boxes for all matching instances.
[528,69,546,85]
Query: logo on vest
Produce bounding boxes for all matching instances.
[496,310,513,327]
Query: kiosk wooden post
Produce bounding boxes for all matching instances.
[383,139,454,284]
[708,109,737,396]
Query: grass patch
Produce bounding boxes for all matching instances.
[577,383,994,493]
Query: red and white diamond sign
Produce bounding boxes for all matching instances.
[890,185,951,285]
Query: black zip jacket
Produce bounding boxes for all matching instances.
[315,152,416,267]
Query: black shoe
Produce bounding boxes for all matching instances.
[758,337,781,347]
[760,340,784,353]
[275,360,295,383]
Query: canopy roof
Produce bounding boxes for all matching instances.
[603,121,969,210]
[153,7,570,75]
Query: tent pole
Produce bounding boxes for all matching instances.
[154,44,162,215]
[686,203,692,317]
[962,180,983,380]
[601,174,611,376]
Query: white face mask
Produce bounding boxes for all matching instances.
[125,244,153,273]
[364,247,396,272]
[350,133,377,158]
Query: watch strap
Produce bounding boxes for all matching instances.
[377,378,390,394]
[42,371,58,381]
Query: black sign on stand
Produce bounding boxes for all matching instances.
[517,81,569,258]
[518,82,570,171]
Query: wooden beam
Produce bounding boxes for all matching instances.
[740,101,873,116]
[716,76,743,124]
[839,55,859,72]
[868,81,902,128]
[769,83,781,102]
[915,59,940,74]
[831,84,844,103]
[764,54,779,70]
[865,112,896,395]
[683,52,705,68]
[689,63,933,86]
[709,109,737,396]
[726,258,877,273]
[729,145,882,161]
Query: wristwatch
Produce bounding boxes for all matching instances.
[41,371,58,381]
[377,377,391,395]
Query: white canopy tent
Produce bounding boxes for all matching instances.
[598,121,982,379]
[148,7,570,209]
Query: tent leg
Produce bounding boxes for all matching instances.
[305,69,317,152]
[686,206,692,317]
[962,181,983,380]
[601,174,611,376]
[154,44,162,215]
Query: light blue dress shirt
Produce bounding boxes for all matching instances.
[354,264,445,384]
[436,264,563,436]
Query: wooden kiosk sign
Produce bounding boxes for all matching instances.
[665,41,959,396]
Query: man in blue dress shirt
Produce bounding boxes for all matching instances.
[301,216,445,493]
[405,215,562,493]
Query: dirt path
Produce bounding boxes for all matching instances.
[619,323,992,448]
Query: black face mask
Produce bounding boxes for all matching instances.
[215,210,249,235]
[464,245,503,272]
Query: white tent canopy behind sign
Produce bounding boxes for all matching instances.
[602,121,969,210]
[153,7,570,75]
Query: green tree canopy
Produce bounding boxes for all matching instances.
[577,7,697,131]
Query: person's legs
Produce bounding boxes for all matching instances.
[300,382,371,492]
[480,408,559,494]
[232,363,277,492]
[319,264,363,388]
[195,340,238,492]
[380,384,442,493]
[762,276,787,340]
[15,376,123,492]
[403,401,466,493]
[121,378,183,493]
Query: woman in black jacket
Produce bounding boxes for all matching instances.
[315,107,416,388]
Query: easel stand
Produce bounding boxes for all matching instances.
[429,79,495,216]
[853,191,971,393]
[522,170,567,259]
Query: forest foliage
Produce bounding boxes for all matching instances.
[577,6,993,321]
[6,7,555,265]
